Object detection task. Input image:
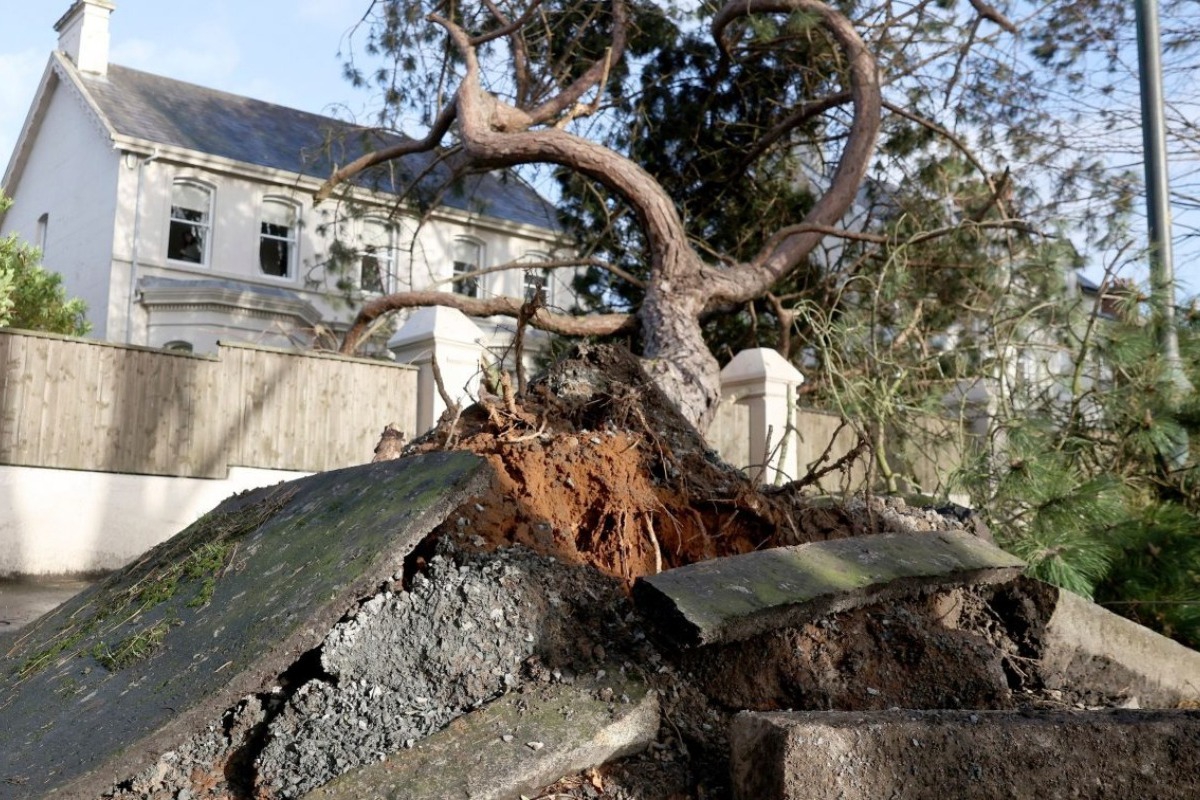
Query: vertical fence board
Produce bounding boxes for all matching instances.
[95,343,121,472]
[2,330,961,490]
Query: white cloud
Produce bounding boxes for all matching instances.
[298,0,365,24]
[0,48,48,175]
[110,25,242,89]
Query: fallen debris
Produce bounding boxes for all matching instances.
[3,346,1198,800]
[730,708,1200,800]
[304,665,658,800]
[633,531,1025,647]
[0,453,488,800]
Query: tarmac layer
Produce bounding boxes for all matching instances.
[633,530,1025,647]
[303,664,658,800]
[730,708,1200,799]
[0,452,488,800]
[0,576,97,635]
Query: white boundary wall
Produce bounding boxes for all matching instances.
[0,464,308,575]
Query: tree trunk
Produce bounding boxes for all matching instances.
[638,265,723,431]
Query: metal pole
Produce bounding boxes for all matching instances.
[1136,0,1190,469]
[1135,0,1182,370]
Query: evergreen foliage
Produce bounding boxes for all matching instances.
[953,281,1200,648]
[0,193,90,337]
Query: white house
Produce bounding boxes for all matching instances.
[0,0,572,358]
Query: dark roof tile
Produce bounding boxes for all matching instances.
[80,64,559,231]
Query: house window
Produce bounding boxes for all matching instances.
[523,269,551,302]
[260,199,298,278]
[167,180,212,264]
[360,219,394,294]
[522,252,551,303]
[163,340,193,353]
[36,213,49,253]
[452,238,482,297]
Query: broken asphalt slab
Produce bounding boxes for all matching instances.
[633,531,1024,648]
[0,576,98,635]
[302,668,659,800]
[1040,587,1200,706]
[0,452,488,800]
[730,708,1200,799]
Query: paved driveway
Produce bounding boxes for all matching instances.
[0,576,98,637]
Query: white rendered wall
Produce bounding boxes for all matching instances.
[121,156,568,351]
[0,69,119,338]
[0,464,309,576]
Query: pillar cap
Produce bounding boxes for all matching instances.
[720,347,805,387]
[388,306,485,351]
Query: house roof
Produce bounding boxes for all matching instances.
[78,63,559,231]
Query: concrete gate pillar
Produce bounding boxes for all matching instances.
[389,307,487,434]
[720,348,806,483]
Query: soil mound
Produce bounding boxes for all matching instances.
[400,345,955,584]
[96,345,1058,800]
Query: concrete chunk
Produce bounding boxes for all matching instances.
[0,453,488,800]
[1041,587,1200,706]
[303,670,659,800]
[634,532,1024,647]
[730,709,1200,800]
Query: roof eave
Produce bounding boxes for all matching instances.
[2,57,62,212]
[2,53,121,229]
[108,135,565,245]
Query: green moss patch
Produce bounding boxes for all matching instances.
[14,486,295,681]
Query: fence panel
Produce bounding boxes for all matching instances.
[214,342,417,473]
[707,400,962,495]
[0,330,223,476]
[792,409,872,492]
[0,331,417,478]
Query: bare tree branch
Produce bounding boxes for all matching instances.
[340,290,634,354]
[314,103,458,202]
[525,0,629,126]
[713,0,882,299]
[968,0,1018,35]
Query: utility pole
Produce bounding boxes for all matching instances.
[1136,0,1190,465]
[1135,0,1183,374]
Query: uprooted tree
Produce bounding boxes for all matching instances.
[323,0,882,428]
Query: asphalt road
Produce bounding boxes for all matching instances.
[0,576,98,636]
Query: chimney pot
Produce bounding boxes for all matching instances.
[54,0,115,76]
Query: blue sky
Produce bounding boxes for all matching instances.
[2,1,1197,296]
[0,1,379,170]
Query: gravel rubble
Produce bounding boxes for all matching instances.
[105,539,634,799]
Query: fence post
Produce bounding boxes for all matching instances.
[389,307,486,434]
[720,348,805,483]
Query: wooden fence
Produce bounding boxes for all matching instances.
[0,330,417,478]
[708,401,964,496]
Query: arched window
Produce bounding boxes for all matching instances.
[35,213,49,253]
[260,198,298,278]
[452,238,483,298]
[360,219,394,294]
[167,180,213,265]
[522,252,552,304]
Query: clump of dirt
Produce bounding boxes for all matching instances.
[677,580,1060,714]
[101,345,1037,800]
[400,345,963,586]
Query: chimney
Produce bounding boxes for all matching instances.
[54,0,115,76]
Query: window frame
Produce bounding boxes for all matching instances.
[35,213,49,253]
[258,197,300,280]
[521,252,552,304]
[451,237,484,298]
[166,179,214,267]
[358,217,396,295]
